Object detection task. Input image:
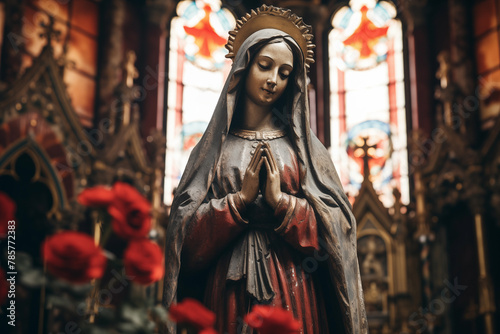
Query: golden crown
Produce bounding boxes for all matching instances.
[225,5,315,69]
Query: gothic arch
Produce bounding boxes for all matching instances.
[0,134,68,218]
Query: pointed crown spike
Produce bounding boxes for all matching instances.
[224,5,315,70]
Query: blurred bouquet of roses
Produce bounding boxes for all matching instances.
[1,184,304,334]
[3,182,168,334]
[74,181,164,286]
[167,298,301,334]
[245,304,301,334]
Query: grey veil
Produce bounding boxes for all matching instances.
[162,29,367,334]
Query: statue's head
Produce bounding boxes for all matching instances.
[242,37,299,111]
[244,39,293,108]
[225,6,315,129]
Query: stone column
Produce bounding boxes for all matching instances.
[401,0,434,136]
[141,0,175,137]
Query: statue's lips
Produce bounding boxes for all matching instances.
[262,88,275,94]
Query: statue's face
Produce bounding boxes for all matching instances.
[245,41,294,108]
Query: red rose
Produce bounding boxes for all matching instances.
[41,231,107,284]
[77,186,114,207]
[169,298,216,331]
[0,192,16,238]
[123,239,164,285]
[0,268,7,305]
[108,182,151,240]
[200,329,218,334]
[245,305,301,334]
[78,182,152,240]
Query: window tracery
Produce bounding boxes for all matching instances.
[329,0,409,207]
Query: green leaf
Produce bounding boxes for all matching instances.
[67,283,93,299]
[121,303,148,325]
[20,268,46,288]
[94,307,116,326]
[83,323,113,334]
[16,252,33,272]
[116,322,138,334]
[151,305,168,323]
[46,294,76,312]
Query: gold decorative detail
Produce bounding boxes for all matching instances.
[359,235,385,277]
[120,50,139,126]
[225,5,315,69]
[436,51,451,90]
[474,213,496,334]
[364,282,382,305]
[124,50,139,88]
[230,128,287,140]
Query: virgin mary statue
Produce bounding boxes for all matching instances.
[163,6,367,334]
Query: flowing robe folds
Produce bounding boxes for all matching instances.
[182,132,329,334]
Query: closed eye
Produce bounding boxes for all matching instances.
[279,65,292,80]
[279,72,290,80]
[258,63,270,70]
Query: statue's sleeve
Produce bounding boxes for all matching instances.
[273,193,319,254]
[182,192,247,272]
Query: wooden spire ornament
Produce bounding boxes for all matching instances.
[225,5,315,70]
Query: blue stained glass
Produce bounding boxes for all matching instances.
[182,2,198,20]
[339,9,354,29]
[216,10,232,30]
[346,120,391,141]
[373,3,391,22]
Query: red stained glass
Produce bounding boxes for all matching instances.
[478,69,500,123]
[473,0,498,37]
[475,31,500,74]
[343,6,389,59]
[183,5,227,58]
[66,29,97,76]
[20,1,99,129]
[71,0,99,37]
[63,70,95,128]
[29,0,69,21]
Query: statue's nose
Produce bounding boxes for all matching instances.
[266,78,277,88]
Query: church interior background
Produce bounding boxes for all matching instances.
[0,0,499,333]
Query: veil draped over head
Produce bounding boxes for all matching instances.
[163,29,367,334]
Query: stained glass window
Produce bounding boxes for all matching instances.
[473,0,500,129]
[164,0,235,205]
[20,0,99,127]
[329,0,409,207]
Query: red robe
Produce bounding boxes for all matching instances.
[182,131,331,334]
